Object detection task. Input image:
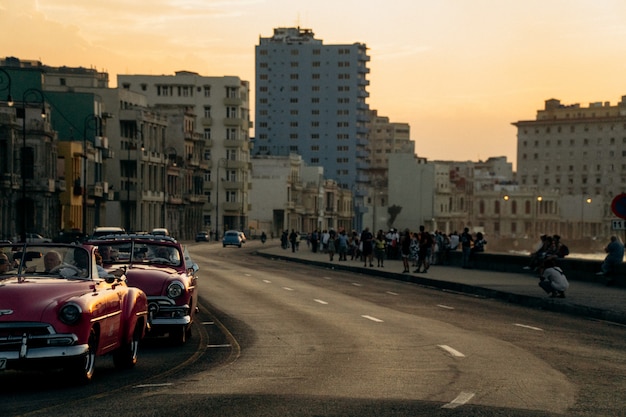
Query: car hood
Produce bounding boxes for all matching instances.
[123,265,180,296]
[0,277,95,322]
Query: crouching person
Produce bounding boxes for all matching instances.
[539,258,569,298]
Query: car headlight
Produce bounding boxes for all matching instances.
[59,303,82,325]
[167,282,184,299]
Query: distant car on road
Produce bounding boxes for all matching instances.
[195,231,210,242]
[223,230,243,248]
[91,226,126,239]
[25,233,51,243]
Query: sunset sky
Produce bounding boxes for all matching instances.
[3,0,626,169]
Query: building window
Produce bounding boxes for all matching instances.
[204,106,211,118]
[203,128,211,139]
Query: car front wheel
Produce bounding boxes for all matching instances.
[113,322,141,369]
[67,327,97,384]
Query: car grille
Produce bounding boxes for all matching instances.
[0,322,65,350]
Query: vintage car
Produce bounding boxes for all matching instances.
[0,243,149,383]
[87,234,199,344]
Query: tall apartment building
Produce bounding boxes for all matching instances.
[118,72,252,237]
[513,97,626,239]
[254,27,371,230]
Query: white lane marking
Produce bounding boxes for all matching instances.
[244,273,252,277]
[314,299,328,305]
[283,287,294,291]
[437,345,465,357]
[514,323,544,331]
[386,291,398,296]
[441,391,475,409]
[134,383,174,389]
[323,276,332,280]
[262,279,272,284]
[202,321,215,325]
[207,344,232,348]
[437,304,455,310]
[352,282,362,287]
[362,315,384,323]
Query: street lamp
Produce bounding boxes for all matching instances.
[215,158,227,241]
[0,68,13,105]
[19,88,46,242]
[163,147,177,228]
[534,195,543,239]
[581,197,592,239]
[82,114,101,235]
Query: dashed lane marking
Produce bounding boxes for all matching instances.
[437,304,455,310]
[361,315,384,323]
[262,279,272,283]
[314,299,328,305]
[514,323,544,331]
[134,383,174,389]
[437,345,465,357]
[352,282,362,287]
[283,287,294,291]
[207,344,232,348]
[441,391,475,409]
[386,291,398,296]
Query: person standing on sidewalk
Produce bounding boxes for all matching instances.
[400,228,412,273]
[414,225,433,273]
[375,230,387,267]
[337,229,349,261]
[360,227,374,267]
[598,235,625,286]
[539,258,569,298]
[289,229,298,253]
[461,227,473,269]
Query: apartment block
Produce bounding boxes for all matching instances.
[254,27,371,230]
[118,72,252,236]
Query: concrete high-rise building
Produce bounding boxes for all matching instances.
[254,27,371,230]
[118,72,252,237]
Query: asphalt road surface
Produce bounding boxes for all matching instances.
[2,240,626,417]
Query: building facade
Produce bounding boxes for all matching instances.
[513,97,626,241]
[118,72,252,238]
[253,27,371,230]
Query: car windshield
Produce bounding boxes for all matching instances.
[0,243,94,280]
[95,240,182,267]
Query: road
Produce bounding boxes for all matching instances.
[2,240,626,416]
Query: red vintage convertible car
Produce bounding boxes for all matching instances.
[88,234,199,344]
[0,243,149,383]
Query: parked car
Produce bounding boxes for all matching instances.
[25,233,51,243]
[223,230,243,248]
[0,242,149,383]
[87,234,199,344]
[195,231,210,242]
[91,226,126,239]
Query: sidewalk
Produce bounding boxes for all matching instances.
[256,244,626,326]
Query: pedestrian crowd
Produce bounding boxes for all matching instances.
[273,227,624,298]
[278,225,490,274]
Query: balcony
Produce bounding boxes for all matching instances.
[223,97,243,106]
[224,139,246,148]
[222,180,244,191]
[223,117,247,128]
[186,194,208,204]
[222,202,241,212]
[201,117,212,126]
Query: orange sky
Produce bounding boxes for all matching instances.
[3,0,626,170]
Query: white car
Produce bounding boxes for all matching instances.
[25,233,51,243]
